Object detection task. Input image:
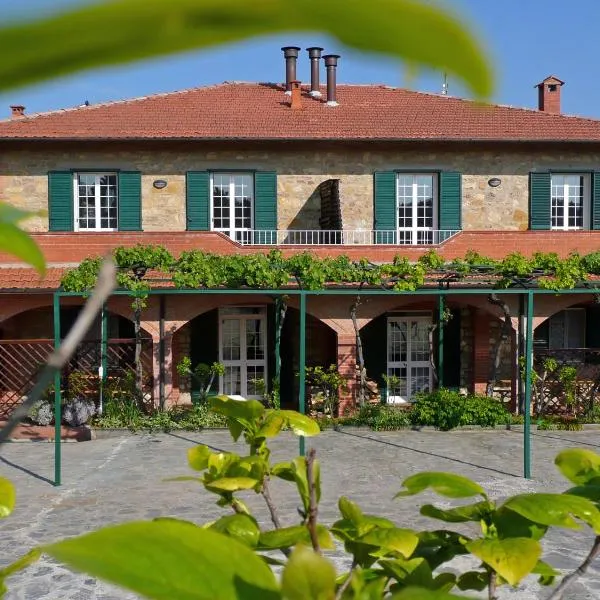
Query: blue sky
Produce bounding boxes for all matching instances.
[2,0,600,118]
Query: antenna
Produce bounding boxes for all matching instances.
[442,73,448,95]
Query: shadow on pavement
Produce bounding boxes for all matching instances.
[335,429,520,478]
[531,431,600,449]
[0,455,54,485]
[165,432,226,453]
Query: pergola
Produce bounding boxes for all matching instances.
[48,282,598,486]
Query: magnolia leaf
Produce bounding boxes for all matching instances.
[271,461,295,482]
[281,545,336,600]
[187,445,211,471]
[555,449,600,485]
[466,537,541,586]
[0,0,492,98]
[566,485,600,502]
[456,571,488,591]
[390,586,474,600]
[396,472,486,499]
[432,573,457,592]
[339,497,364,524]
[258,524,334,550]
[257,412,285,438]
[210,396,265,424]
[0,549,42,579]
[379,556,432,586]
[278,410,320,437]
[420,501,494,523]
[292,457,310,512]
[227,417,244,442]
[0,223,45,275]
[43,520,279,599]
[492,506,547,540]
[204,476,259,492]
[0,478,16,519]
[359,527,419,559]
[209,514,260,547]
[532,559,558,586]
[504,493,600,533]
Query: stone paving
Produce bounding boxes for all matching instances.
[1,428,600,599]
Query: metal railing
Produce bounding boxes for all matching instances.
[235,229,460,246]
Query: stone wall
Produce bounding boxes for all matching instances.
[4,144,600,233]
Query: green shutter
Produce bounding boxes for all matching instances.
[254,171,278,231]
[186,171,210,231]
[439,171,462,231]
[374,171,396,244]
[592,172,600,230]
[529,172,551,230]
[48,171,74,231]
[118,171,142,231]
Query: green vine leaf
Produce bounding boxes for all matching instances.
[0,203,45,275]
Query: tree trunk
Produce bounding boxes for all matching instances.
[486,293,513,397]
[428,322,439,387]
[350,295,368,406]
[134,301,143,404]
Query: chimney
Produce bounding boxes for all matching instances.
[536,76,564,114]
[323,55,340,106]
[10,105,25,119]
[306,47,323,97]
[290,81,302,109]
[281,46,301,95]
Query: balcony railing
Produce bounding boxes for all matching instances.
[234,230,460,246]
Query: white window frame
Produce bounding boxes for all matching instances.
[210,172,254,242]
[218,307,267,400]
[73,172,118,232]
[386,315,432,404]
[550,173,590,231]
[396,173,438,244]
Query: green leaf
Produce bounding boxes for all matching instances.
[209,514,260,547]
[272,461,295,482]
[390,586,474,600]
[0,223,45,275]
[187,445,211,471]
[0,478,16,518]
[466,537,541,586]
[456,571,488,591]
[281,545,336,600]
[396,472,486,499]
[227,417,244,442]
[492,507,547,540]
[504,493,600,533]
[205,476,259,492]
[359,527,419,559]
[555,448,600,485]
[43,520,279,599]
[379,556,432,587]
[566,485,600,502]
[0,549,42,579]
[278,410,320,437]
[0,0,492,98]
[258,525,334,550]
[339,496,363,524]
[532,560,558,586]
[420,500,494,523]
[292,457,310,513]
[257,412,285,438]
[210,396,265,425]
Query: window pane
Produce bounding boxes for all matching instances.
[76,173,117,230]
[396,174,435,234]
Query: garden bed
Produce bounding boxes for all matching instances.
[1,421,92,442]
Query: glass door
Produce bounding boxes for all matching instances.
[212,173,254,243]
[219,309,266,399]
[387,316,432,403]
[396,174,436,244]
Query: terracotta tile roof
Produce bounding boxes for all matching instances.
[0,267,64,290]
[2,83,600,142]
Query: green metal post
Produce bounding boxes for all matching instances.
[52,293,62,487]
[524,290,534,479]
[437,294,445,388]
[100,304,108,415]
[299,292,306,457]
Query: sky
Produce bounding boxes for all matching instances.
[2,0,600,119]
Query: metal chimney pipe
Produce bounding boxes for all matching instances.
[281,46,301,94]
[306,47,323,97]
[323,54,340,106]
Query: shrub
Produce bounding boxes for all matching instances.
[28,400,53,426]
[63,398,96,426]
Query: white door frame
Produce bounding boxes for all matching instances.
[396,173,437,243]
[387,315,432,403]
[218,309,267,399]
[210,172,254,242]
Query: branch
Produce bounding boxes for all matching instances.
[306,447,321,554]
[489,571,498,600]
[548,535,600,600]
[335,559,358,600]
[261,475,291,557]
[0,258,116,446]
[486,293,513,397]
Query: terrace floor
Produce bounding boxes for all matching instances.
[1,428,600,599]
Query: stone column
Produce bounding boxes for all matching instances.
[337,333,357,415]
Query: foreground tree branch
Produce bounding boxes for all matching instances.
[350,292,368,406]
[0,259,116,446]
[306,448,321,554]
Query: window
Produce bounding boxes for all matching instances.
[549,309,586,349]
[396,174,437,244]
[211,173,254,243]
[551,174,590,231]
[74,173,118,231]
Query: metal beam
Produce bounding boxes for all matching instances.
[524,290,534,479]
[52,292,62,487]
[298,292,307,457]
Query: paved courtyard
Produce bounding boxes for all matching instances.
[1,428,600,599]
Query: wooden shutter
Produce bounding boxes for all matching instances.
[439,171,462,231]
[592,172,600,230]
[529,172,551,230]
[374,171,396,244]
[186,171,210,231]
[48,171,74,231]
[118,171,142,231]
[254,171,278,230]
